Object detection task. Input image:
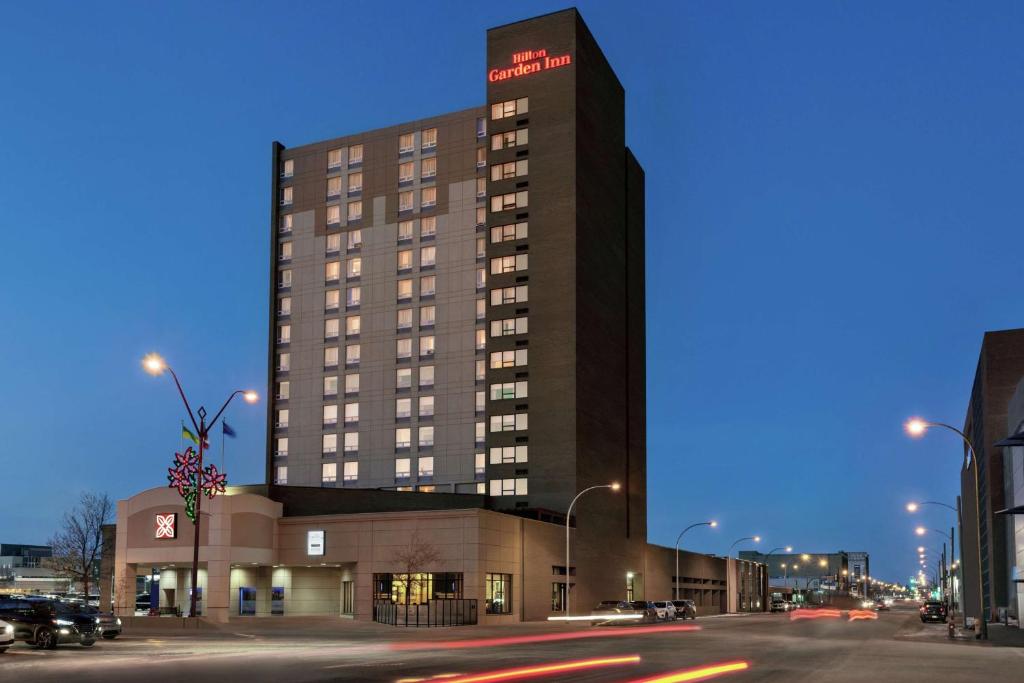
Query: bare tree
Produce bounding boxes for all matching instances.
[47,492,113,602]
[391,530,441,607]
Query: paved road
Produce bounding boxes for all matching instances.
[2,606,1021,682]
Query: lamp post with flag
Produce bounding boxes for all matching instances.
[144,353,257,618]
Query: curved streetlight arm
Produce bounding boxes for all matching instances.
[729,536,757,553]
[923,421,977,464]
[674,521,715,601]
[564,484,615,616]
[916,500,958,513]
[164,365,200,435]
[207,390,248,433]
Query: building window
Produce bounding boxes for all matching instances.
[280,186,293,206]
[476,268,486,289]
[279,269,292,289]
[395,428,412,450]
[277,352,290,372]
[347,201,363,221]
[418,395,434,417]
[345,344,361,365]
[491,97,529,120]
[276,381,290,400]
[322,434,337,455]
[325,261,341,282]
[475,422,485,444]
[397,338,412,360]
[491,222,529,243]
[491,317,528,337]
[327,148,343,170]
[344,402,359,424]
[421,186,437,208]
[347,230,363,250]
[396,368,412,389]
[551,582,574,612]
[398,279,413,302]
[395,457,411,479]
[322,462,337,483]
[490,191,528,213]
[490,254,528,274]
[485,573,512,614]
[490,446,528,464]
[347,287,361,307]
[489,478,527,497]
[398,249,413,272]
[476,207,486,227]
[323,376,338,397]
[399,161,415,183]
[475,452,486,476]
[490,160,528,181]
[420,275,436,297]
[475,236,486,259]
[490,128,527,151]
[327,176,342,199]
[326,233,341,253]
[476,177,486,198]
[324,347,339,368]
[399,190,414,212]
[491,285,528,306]
[349,144,363,165]
[275,437,289,456]
[399,133,415,154]
[421,216,437,238]
[421,128,437,149]
[343,461,358,482]
[490,381,528,400]
[396,397,412,419]
[420,365,435,388]
[279,214,293,234]
[345,373,359,394]
[345,315,360,337]
[281,158,294,178]
[489,349,527,368]
[398,220,414,242]
[325,289,340,311]
[476,299,486,320]
[278,296,292,316]
[475,391,485,413]
[476,117,486,138]
[418,456,434,477]
[420,246,436,268]
[275,466,287,484]
[490,413,528,432]
[347,257,362,279]
[419,336,435,358]
[344,432,359,453]
[348,172,363,193]
[397,308,413,330]
[420,305,436,327]
[421,156,437,178]
[277,324,291,344]
[324,319,339,340]
[476,147,486,168]
[418,426,434,447]
[323,405,338,426]
[276,408,289,428]
[475,329,486,350]
[278,241,292,262]
[475,360,486,381]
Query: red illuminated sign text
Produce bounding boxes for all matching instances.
[488,48,572,82]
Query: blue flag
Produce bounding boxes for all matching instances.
[222,421,237,438]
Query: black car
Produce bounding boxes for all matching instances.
[920,600,947,623]
[0,596,98,649]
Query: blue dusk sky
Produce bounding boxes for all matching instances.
[2,1,1022,584]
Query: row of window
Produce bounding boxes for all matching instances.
[399,158,437,182]
[491,97,529,121]
[399,128,438,154]
[280,333,440,361]
[327,174,363,197]
[276,361,448,399]
[321,460,360,482]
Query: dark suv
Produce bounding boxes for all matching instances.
[920,600,947,623]
[0,596,98,649]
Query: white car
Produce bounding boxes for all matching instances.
[651,601,677,620]
[0,618,13,653]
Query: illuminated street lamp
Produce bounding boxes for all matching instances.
[143,353,259,618]
[728,535,761,557]
[674,520,717,600]
[906,500,957,513]
[564,482,620,617]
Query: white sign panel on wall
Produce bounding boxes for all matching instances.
[307,530,325,556]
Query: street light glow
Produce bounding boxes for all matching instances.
[243,390,259,404]
[801,554,810,561]
[610,482,622,491]
[142,353,167,375]
[906,502,919,512]
[915,526,926,536]
[709,521,718,528]
[753,536,761,543]
[905,418,928,437]
[917,546,925,553]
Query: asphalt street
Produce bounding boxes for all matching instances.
[2,605,1021,682]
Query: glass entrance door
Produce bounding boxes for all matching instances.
[239,587,256,616]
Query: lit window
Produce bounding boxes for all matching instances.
[348,172,363,193]
[486,573,513,615]
[490,381,528,400]
[279,297,292,316]
[327,203,341,225]
[399,133,415,154]
[421,216,437,237]
[476,237,486,259]
[397,308,413,330]
[490,317,528,337]
[476,268,486,289]
[476,177,486,198]
[490,128,527,151]
[475,391,485,412]
[421,156,436,178]
[343,461,358,482]
[280,186,293,206]
[324,319,339,339]
[325,289,340,311]
[420,246,436,267]
[476,207,486,227]
[476,299,486,320]
[345,374,359,394]
[418,456,434,477]
[345,315,361,336]
[490,97,528,120]
[276,437,289,456]
[396,398,411,419]
[420,305,435,327]
[281,159,294,178]
[344,402,359,424]
[276,408,289,428]
[419,336,435,358]
[346,286,361,307]
[418,395,434,417]
[475,453,486,475]
[399,190,414,212]
[398,220,414,241]
[327,176,342,199]
[323,405,338,426]
[327,149,343,170]
[323,434,337,455]
[491,285,528,305]
[489,446,528,464]
[277,381,290,400]
[475,360,485,381]
[490,160,528,181]
[490,349,528,368]
[421,186,436,208]
[490,254,528,274]
[490,413,528,432]
[397,338,412,359]
[345,344,361,365]
[418,426,434,447]
[324,347,339,368]
[420,275,436,296]
[322,462,337,483]
[398,249,413,271]
[476,147,486,168]
[476,117,486,138]
[326,233,341,253]
[325,261,341,282]
[475,422,485,443]
[348,144,363,165]
[344,432,359,452]
[277,324,291,344]
[490,223,529,244]
[347,257,362,279]
[277,352,290,372]
[395,457,411,479]
[475,329,486,350]
[347,230,363,250]
[395,429,412,449]
[323,376,338,397]
[279,269,292,289]
[489,480,527,498]
[490,191,528,213]
[347,201,362,221]
[396,368,412,389]
[398,279,413,301]
[275,466,287,484]
[279,214,293,234]
[420,365,435,388]
[421,128,437,149]
[399,161,415,183]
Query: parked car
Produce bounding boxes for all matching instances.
[920,601,947,623]
[0,618,14,653]
[60,602,122,639]
[672,599,697,619]
[590,600,658,625]
[0,597,98,649]
[770,599,788,613]
[651,600,677,620]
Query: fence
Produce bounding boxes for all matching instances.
[373,598,478,626]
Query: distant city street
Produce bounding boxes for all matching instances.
[3,605,1023,682]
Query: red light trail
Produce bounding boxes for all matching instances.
[625,660,751,682]
[428,655,641,683]
[847,609,878,621]
[789,609,842,621]
[390,624,700,651]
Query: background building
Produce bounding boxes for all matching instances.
[741,550,867,599]
[0,543,65,594]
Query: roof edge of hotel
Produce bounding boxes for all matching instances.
[485,6,579,33]
[273,104,485,153]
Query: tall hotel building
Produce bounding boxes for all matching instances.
[266,9,646,533]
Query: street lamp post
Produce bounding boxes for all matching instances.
[144,353,258,619]
[906,418,987,639]
[564,483,620,617]
[728,536,761,556]
[674,521,717,601]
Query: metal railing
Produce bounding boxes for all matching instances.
[373,599,478,627]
